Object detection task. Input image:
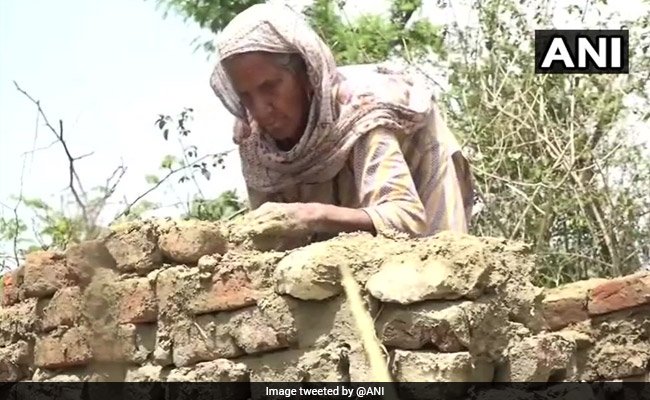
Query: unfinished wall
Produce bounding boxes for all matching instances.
[1,219,648,383]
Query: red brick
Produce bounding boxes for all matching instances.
[118,278,157,323]
[1,266,24,306]
[42,286,84,331]
[34,327,93,369]
[542,278,607,330]
[23,251,75,298]
[190,268,259,314]
[65,240,116,286]
[588,272,650,316]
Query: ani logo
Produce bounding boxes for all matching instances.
[535,29,629,74]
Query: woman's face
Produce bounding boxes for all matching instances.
[223,52,311,148]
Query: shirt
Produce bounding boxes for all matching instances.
[245,101,474,237]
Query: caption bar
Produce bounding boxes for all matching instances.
[265,385,384,398]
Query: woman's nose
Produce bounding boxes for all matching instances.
[251,97,274,121]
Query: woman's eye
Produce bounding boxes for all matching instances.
[260,79,280,94]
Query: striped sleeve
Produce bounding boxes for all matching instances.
[352,128,427,236]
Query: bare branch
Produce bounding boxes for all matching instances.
[14,81,90,228]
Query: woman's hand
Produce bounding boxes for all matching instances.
[241,202,320,238]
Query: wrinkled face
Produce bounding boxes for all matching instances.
[223,51,311,148]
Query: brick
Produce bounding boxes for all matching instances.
[65,240,116,286]
[42,286,84,331]
[542,278,607,330]
[34,327,93,369]
[23,251,75,298]
[0,298,39,346]
[104,222,163,274]
[190,267,258,314]
[158,220,228,264]
[118,278,157,323]
[2,266,24,306]
[0,341,32,381]
[588,272,650,315]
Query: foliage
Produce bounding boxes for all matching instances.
[154,0,650,287]
[185,190,247,221]
[2,0,648,289]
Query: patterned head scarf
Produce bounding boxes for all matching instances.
[210,3,434,193]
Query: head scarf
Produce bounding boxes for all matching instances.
[210,3,436,193]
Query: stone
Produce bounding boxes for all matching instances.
[230,307,294,355]
[542,278,606,330]
[167,359,250,382]
[65,240,116,285]
[568,305,650,381]
[171,313,243,368]
[155,265,200,312]
[297,345,350,382]
[2,266,24,306]
[23,251,74,298]
[153,318,173,367]
[274,241,344,301]
[391,350,494,382]
[0,341,31,381]
[376,301,481,352]
[588,272,650,316]
[190,266,259,314]
[41,286,84,332]
[34,327,93,369]
[497,333,578,382]
[158,220,228,264]
[118,278,158,323]
[127,324,157,365]
[366,253,490,304]
[0,298,39,346]
[197,254,221,273]
[622,372,650,382]
[257,293,298,345]
[92,323,155,364]
[104,222,163,274]
[125,365,166,382]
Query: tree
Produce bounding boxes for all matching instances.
[0,88,241,272]
[154,0,650,286]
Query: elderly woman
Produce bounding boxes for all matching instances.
[210,4,474,241]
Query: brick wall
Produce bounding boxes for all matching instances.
[1,219,648,383]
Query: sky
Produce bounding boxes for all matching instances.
[0,0,244,224]
[0,0,648,258]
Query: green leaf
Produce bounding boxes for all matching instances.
[145,175,161,185]
[161,155,176,170]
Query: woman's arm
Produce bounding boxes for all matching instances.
[300,127,427,237]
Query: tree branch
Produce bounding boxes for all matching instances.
[114,150,234,221]
[14,82,90,227]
